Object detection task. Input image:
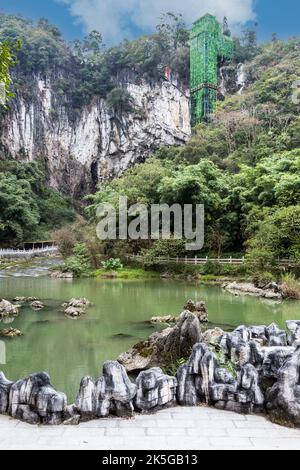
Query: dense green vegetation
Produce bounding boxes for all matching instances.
[87,38,300,275]
[0,13,189,115]
[0,161,75,246]
[0,12,299,280]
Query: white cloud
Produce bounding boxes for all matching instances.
[58,0,256,44]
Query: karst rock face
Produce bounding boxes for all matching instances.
[0,76,191,196]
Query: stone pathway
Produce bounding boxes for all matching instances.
[1,406,300,450]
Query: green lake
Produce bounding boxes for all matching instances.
[0,277,300,401]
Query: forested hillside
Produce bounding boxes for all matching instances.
[0,12,300,270]
[88,38,300,268]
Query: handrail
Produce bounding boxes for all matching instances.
[126,254,300,266]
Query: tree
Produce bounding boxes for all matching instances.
[0,39,20,106]
[156,12,189,50]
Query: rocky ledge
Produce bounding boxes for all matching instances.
[223,282,282,300]
[2,309,300,427]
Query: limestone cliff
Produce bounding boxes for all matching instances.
[0,76,191,196]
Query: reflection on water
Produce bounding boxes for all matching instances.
[0,277,300,401]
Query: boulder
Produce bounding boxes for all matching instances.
[202,327,225,344]
[63,298,91,318]
[266,323,288,347]
[266,346,300,426]
[51,271,73,279]
[75,361,137,420]
[118,311,202,373]
[184,300,209,323]
[0,372,13,414]
[14,297,38,303]
[135,368,177,412]
[261,346,295,380]
[0,299,19,318]
[286,320,300,346]
[176,342,264,413]
[0,328,22,338]
[9,372,67,424]
[64,306,82,318]
[30,301,45,310]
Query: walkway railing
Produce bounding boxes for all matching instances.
[0,246,58,260]
[126,255,300,267]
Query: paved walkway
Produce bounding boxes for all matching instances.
[1,406,300,450]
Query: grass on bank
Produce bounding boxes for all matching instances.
[93,267,160,279]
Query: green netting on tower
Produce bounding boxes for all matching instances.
[190,14,233,124]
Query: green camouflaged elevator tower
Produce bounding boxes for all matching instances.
[190,14,233,124]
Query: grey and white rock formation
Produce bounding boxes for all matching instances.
[135,368,177,412]
[177,342,264,414]
[224,282,282,300]
[2,316,300,427]
[184,300,209,323]
[266,346,300,426]
[9,372,67,424]
[0,299,19,319]
[118,310,202,372]
[75,361,137,419]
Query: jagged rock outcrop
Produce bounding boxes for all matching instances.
[9,372,67,425]
[286,320,300,346]
[135,368,177,412]
[0,77,190,196]
[176,342,264,413]
[266,346,300,426]
[118,310,202,372]
[75,361,137,419]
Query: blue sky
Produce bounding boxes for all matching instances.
[0,0,299,44]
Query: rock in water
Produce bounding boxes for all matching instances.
[63,298,91,318]
[150,315,178,324]
[266,346,300,426]
[0,328,22,338]
[184,300,209,323]
[135,368,177,412]
[9,372,67,424]
[30,301,45,310]
[75,361,137,419]
[0,299,19,318]
[118,311,202,373]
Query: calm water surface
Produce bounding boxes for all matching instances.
[0,277,299,401]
